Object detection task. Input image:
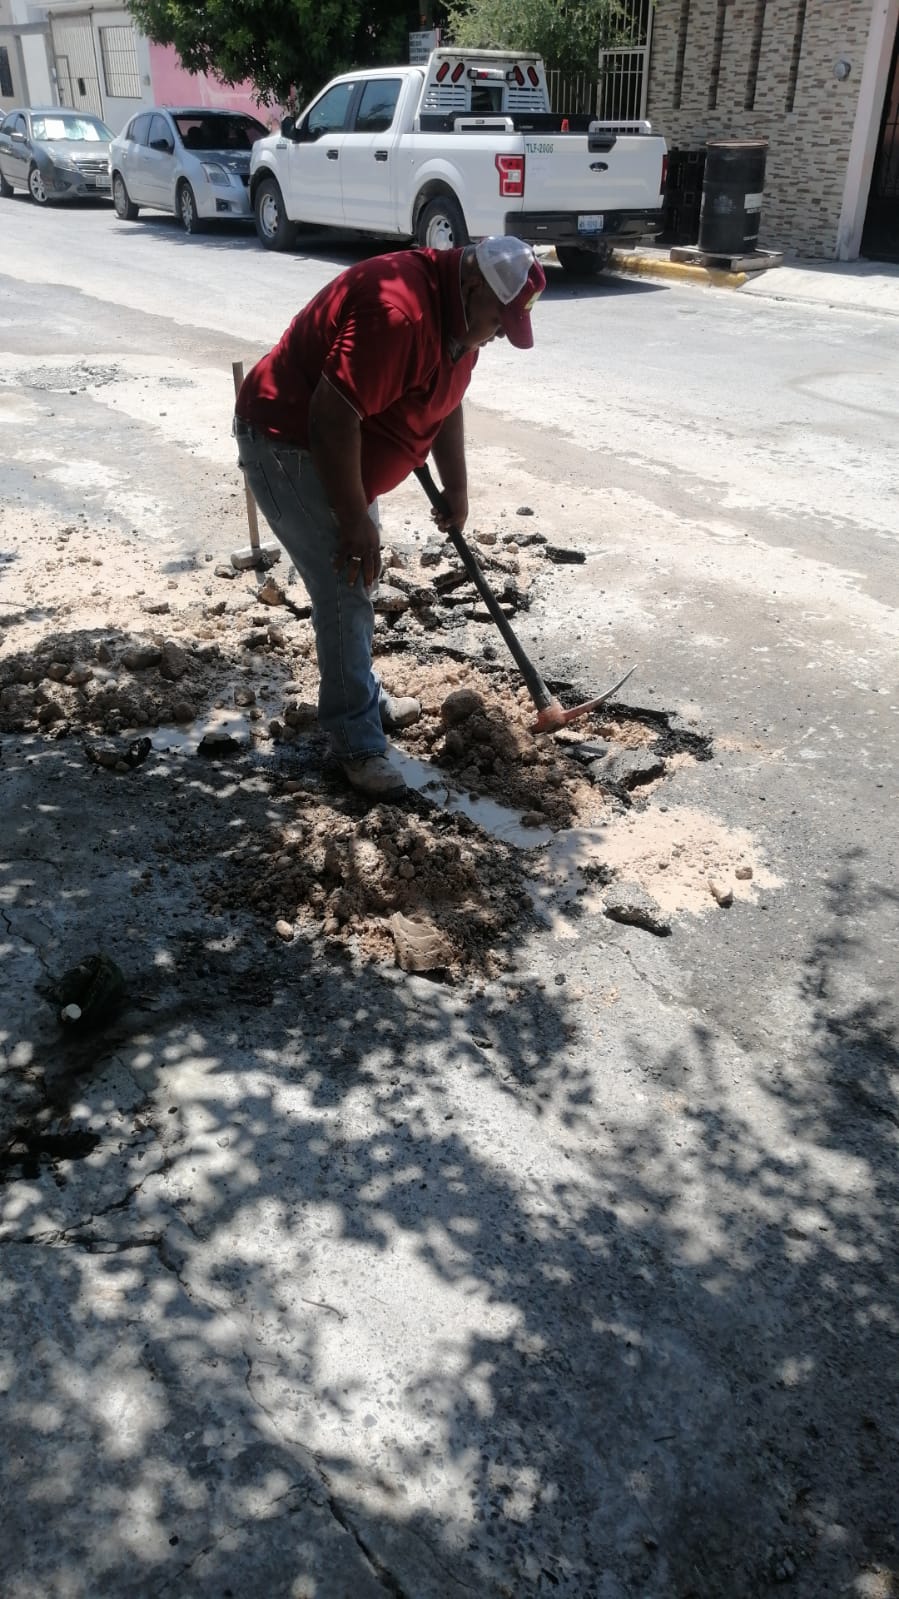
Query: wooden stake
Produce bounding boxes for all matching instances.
[232,360,260,552]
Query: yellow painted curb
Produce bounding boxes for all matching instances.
[608,251,748,290]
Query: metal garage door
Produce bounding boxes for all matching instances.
[51,15,102,118]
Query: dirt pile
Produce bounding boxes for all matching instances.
[0,509,776,974]
[206,801,530,975]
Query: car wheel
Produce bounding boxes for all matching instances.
[415,194,468,250]
[555,245,611,278]
[0,169,13,199]
[178,181,205,234]
[253,177,297,251]
[28,164,50,206]
[112,172,139,220]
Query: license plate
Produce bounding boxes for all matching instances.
[578,213,604,233]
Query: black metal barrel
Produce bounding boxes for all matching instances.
[698,140,768,256]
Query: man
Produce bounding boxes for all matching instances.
[234,235,545,798]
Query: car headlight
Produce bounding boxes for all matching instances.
[49,151,77,172]
[201,162,230,187]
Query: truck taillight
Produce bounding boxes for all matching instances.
[435,62,449,82]
[528,66,539,85]
[451,62,465,83]
[496,154,525,198]
[661,154,668,193]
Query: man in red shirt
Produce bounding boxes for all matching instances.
[235,236,545,797]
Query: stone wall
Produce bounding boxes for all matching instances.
[647,0,879,257]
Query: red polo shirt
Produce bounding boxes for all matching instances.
[236,248,478,501]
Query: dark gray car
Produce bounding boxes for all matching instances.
[0,106,113,205]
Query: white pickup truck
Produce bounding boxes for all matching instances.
[249,48,666,276]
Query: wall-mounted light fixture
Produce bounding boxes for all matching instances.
[833,58,852,81]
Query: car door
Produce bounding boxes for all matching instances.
[119,111,153,203]
[1,113,30,190]
[138,112,178,208]
[0,114,16,185]
[338,78,404,234]
[288,80,357,225]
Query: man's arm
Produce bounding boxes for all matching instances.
[430,404,469,532]
[308,376,381,589]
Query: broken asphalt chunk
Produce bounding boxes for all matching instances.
[590,748,666,790]
[602,882,671,936]
[197,728,244,757]
[389,912,453,973]
[543,545,586,564]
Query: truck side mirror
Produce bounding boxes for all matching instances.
[280,115,296,139]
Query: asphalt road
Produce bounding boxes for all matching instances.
[2,196,898,1599]
[5,195,896,551]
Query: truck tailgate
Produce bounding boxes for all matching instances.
[520,132,664,212]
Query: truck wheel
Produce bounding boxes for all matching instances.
[556,244,611,278]
[112,172,139,220]
[416,194,468,251]
[254,177,298,251]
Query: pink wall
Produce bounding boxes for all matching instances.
[148,44,281,125]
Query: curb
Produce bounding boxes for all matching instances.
[607,251,748,290]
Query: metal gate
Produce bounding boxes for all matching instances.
[51,15,102,118]
[862,21,899,260]
[548,0,653,120]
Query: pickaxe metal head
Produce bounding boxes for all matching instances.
[531,666,637,733]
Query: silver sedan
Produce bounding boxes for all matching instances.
[0,107,113,205]
[109,107,269,232]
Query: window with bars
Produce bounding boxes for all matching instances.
[99,25,141,99]
[0,46,13,98]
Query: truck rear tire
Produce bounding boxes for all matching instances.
[416,194,468,251]
[254,177,298,252]
[556,244,611,278]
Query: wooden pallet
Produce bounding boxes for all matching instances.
[669,246,784,274]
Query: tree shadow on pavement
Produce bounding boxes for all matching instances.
[1,699,897,1596]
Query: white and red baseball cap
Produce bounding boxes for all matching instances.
[475,236,546,349]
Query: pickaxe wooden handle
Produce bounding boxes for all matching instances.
[414,464,635,732]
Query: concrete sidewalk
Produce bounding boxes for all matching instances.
[608,245,899,316]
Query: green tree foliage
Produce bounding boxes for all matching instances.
[127,0,410,107]
[444,0,628,80]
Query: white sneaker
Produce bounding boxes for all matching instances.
[340,754,407,798]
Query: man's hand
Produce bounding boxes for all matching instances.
[335,512,381,590]
[431,485,468,534]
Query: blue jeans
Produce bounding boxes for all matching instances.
[234,419,386,758]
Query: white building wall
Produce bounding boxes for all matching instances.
[0,0,53,111]
[18,27,51,101]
